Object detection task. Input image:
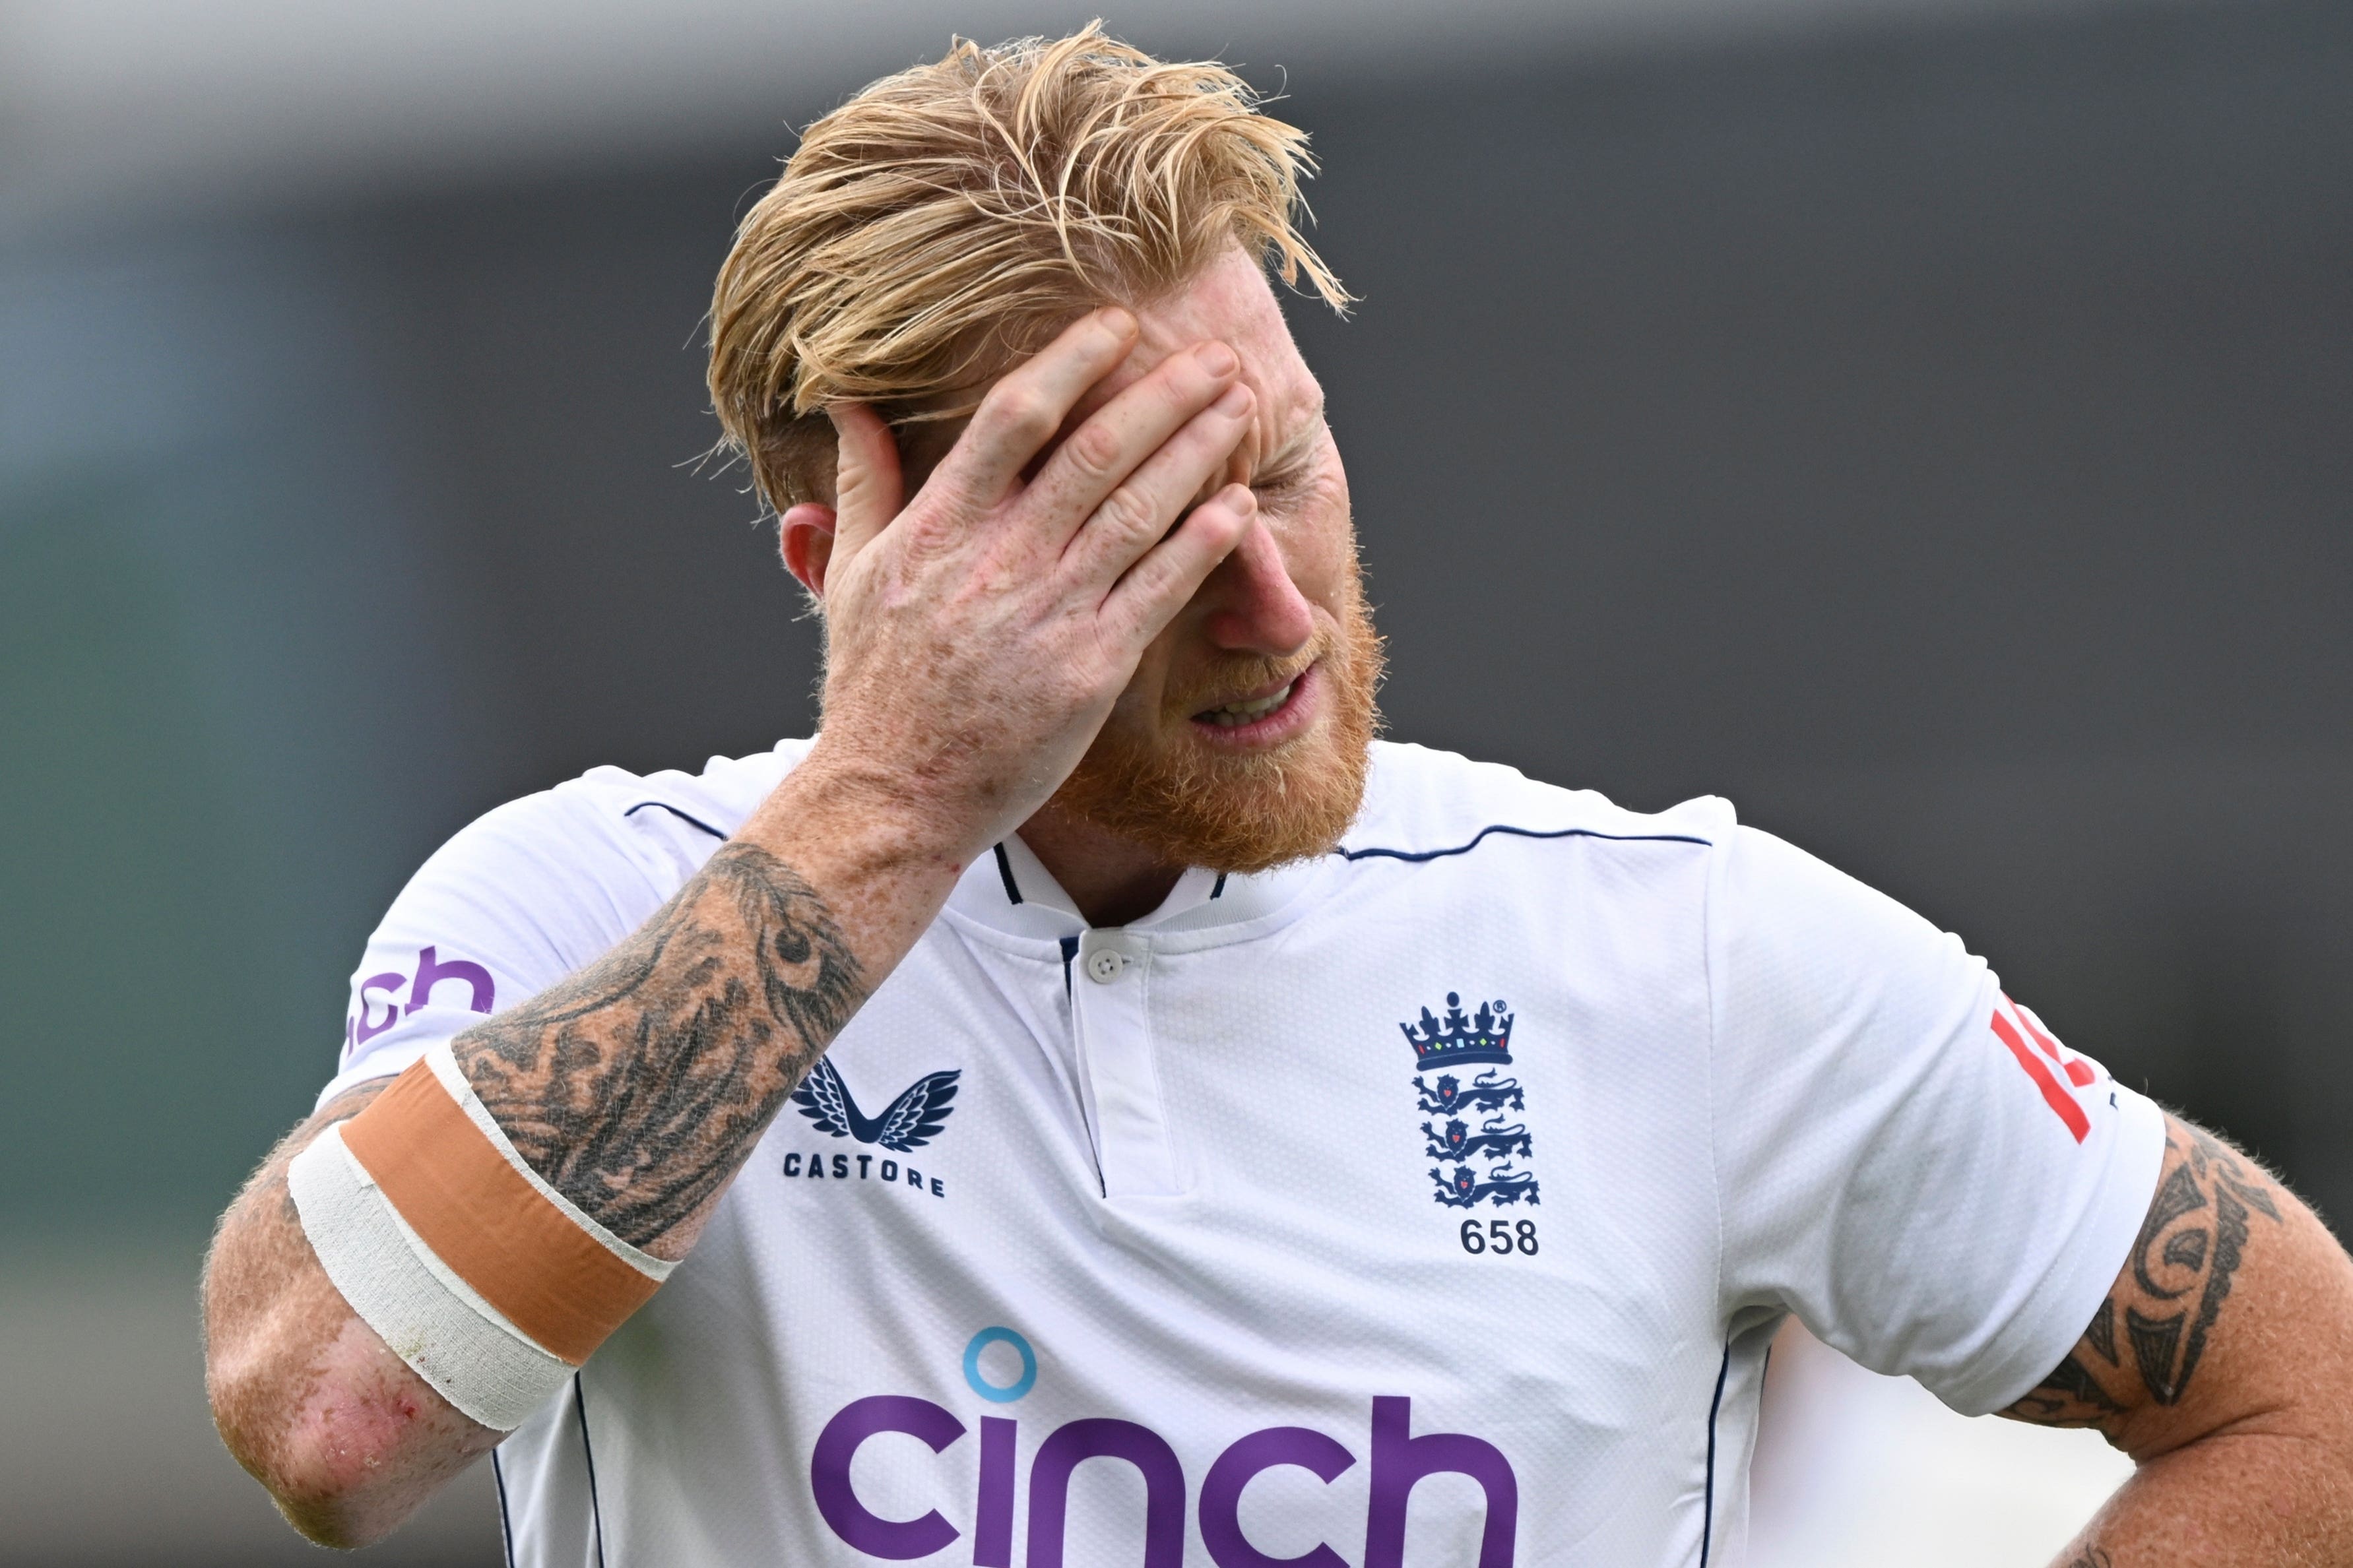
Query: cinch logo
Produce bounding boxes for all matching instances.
[344,945,495,1057]
[810,1327,1517,1568]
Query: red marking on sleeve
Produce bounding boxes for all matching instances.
[2009,999,2099,1087]
[2003,995,2061,1060]
[1989,1009,2090,1142]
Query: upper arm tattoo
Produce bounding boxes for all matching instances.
[2004,1119,2283,1427]
[451,841,868,1248]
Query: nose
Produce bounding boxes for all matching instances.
[1200,515,1316,657]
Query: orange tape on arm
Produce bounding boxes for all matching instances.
[340,1056,664,1365]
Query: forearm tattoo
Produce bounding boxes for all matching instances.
[2005,1123,2282,1426]
[454,842,867,1247]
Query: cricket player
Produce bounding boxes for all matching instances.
[203,28,2353,1566]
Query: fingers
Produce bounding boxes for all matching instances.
[931,308,1142,504]
[1098,483,1256,654]
[1023,341,1245,549]
[825,403,905,561]
[1060,379,1256,588]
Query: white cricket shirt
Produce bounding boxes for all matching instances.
[323,739,2164,1567]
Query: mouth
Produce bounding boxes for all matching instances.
[1196,676,1295,728]
[1188,663,1318,745]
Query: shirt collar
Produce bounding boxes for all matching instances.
[942,831,1326,940]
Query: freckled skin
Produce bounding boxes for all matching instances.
[1999,1116,2353,1564]
[793,250,1359,922]
[205,274,1279,1545]
[205,1079,500,1546]
[203,256,2353,1563]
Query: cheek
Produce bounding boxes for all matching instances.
[1273,491,1355,616]
[1107,637,1179,726]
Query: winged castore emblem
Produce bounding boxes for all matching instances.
[790,1059,961,1152]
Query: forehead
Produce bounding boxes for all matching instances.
[1080,247,1324,441]
[888,249,1326,492]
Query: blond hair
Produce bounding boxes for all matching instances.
[707,23,1349,511]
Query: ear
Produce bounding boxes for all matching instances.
[779,503,838,597]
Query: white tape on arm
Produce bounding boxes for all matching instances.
[289,1124,573,1431]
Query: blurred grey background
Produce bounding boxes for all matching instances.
[3,0,2348,1561]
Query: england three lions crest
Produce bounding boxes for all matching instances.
[1404,992,1540,1209]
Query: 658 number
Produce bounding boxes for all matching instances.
[1460,1218,1538,1256]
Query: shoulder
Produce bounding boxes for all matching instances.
[378,738,812,953]
[323,739,814,1099]
[1339,741,1733,865]
[1340,745,1902,937]
[467,737,806,855]
[550,737,812,853]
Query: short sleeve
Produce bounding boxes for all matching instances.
[1709,825,2166,1416]
[316,788,672,1109]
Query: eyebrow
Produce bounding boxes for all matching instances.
[1254,400,1329,483]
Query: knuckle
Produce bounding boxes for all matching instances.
[1094,482,1160,537]
[1062,423,1124,481]
[982,386,1054,443]
[1126,557,1179,602]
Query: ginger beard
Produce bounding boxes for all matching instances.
[1047,556,1384,875]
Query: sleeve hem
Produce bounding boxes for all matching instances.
[1937,1085,2170,1417]
[316,1039,431,1112]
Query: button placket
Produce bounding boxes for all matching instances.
[1069,933,1182,1197]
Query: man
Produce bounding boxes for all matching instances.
[203,27,2353,1567]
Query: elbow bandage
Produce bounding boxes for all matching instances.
[288,1043,674,1429]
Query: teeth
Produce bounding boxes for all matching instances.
[1204,683,1293,727]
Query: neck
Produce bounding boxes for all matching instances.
[1015,803,1186,928]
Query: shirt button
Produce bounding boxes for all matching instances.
[1084,948,1128,984]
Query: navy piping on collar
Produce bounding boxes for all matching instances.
[1059,935,1080,995]
[1210,871,1227,898]
[624,800,727,840]
[622,811,1712,867]
[1698,1340,1732,1566]
[1339,823,1712,864]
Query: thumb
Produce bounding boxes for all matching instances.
[826,403,904,560]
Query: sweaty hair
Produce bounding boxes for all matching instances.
[707,23,1349,513]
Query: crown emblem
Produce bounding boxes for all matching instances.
[1400,992,1514,1071]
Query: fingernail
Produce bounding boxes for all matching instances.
[1229,483,1258,512]
[1215,383,1252,416]
[1100,307,1137,336]
[1198,341,1239,377]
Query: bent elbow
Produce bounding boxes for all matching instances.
[207,1346,434,1549]
[273,1483,408,1552]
